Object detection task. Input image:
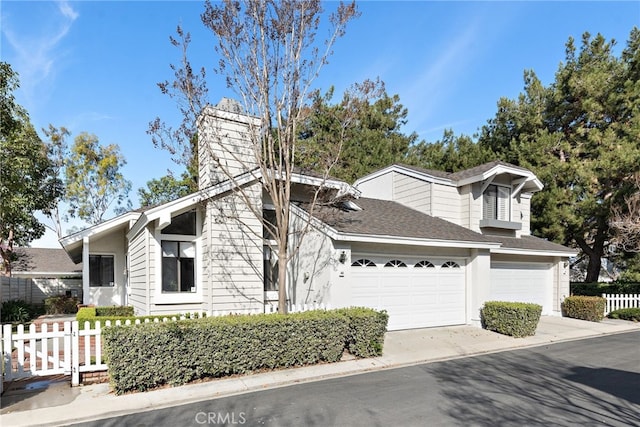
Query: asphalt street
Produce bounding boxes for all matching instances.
[73,331,640,427]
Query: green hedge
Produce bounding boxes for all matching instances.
[480,301,542,338]
[95,306,135,317]
[103,310,351,394]
[561,296,605,322]
[570,282,640,296]
[336,307,388,357]
[608,308,640,322]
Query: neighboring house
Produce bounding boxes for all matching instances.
[1,248,83,303]
[59,98,576,330]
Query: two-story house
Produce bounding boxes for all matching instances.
[60,98,575,331]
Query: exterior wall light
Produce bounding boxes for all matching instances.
[339,251,347,264]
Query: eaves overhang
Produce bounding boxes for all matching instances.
[491,247,578,257]
[456,164,543,193]
[127,169,261,241]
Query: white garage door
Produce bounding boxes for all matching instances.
[490,262,553,314]
[351,257,466,330]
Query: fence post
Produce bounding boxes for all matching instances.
[63,321,71,375]
[2,324,13,383]
[72,321,80,386]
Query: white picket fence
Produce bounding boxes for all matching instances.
[1,303,330,389]
[602,293,640,315]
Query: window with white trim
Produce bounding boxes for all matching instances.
[483,184,510,221]
[89,254,114,287]
[161,241,195,293]
[160,210,197,294]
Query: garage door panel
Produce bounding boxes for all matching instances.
[490,263,553,315]
[352,257,466,330]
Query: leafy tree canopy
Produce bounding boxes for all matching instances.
[297,79,418,183]
[137,173,193,208]
[65,132,132,224]
[477,28,640,282]
[406,129,494,173]
[0,62,62,274]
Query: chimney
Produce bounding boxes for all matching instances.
[197,98,261,189]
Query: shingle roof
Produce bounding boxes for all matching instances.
[448,160,533,181]
[393,161,533,183]
[12,247,82,273]
[308,198,496,244]
[488,235,576,254]
[395,164,453,180]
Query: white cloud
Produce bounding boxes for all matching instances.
[58,1,80,21]
[1,1,79,106]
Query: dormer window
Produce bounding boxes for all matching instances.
[483,184,510,221]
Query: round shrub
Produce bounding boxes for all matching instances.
[481,301,542,338]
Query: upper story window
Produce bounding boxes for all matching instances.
[161,210,196,235]
[89,254,114,287]
[483,184,510,221]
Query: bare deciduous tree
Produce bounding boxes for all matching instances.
[611,174,640,252]
[201,0,359,313]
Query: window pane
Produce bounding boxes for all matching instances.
[497,186,510,221]
[162,241,178,257]
[161,210,196,235]
[89,256,102,286]
[162,257,179,292]
[180,258,195,292]
[101,256,114,285]
[264,260,278,291]
[483,186,497,220]
[89,255,114,287]
[180,242,195,258]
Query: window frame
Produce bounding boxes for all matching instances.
[483,184,511,221]
[88,253,116,287]
[154,208,202,304]
[161,240,196,293]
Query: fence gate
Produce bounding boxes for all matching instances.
[2,321,107,388]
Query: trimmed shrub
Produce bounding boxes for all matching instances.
[336,307,389,357]
[561,296,606,322]
[608,308,640,322]
[481,301,542,338]
[102,309,350,394]
[95,306,135,317]
[1,300,34,323]
[44,295,80,314]
[570,282,640,296]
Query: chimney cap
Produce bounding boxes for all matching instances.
[216,97,243,113]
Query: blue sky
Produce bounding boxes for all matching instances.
[2,0,639,247]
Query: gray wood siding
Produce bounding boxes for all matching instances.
[128,228,148,315]
[516,195,531,236]
[431,183,462,225]
[392,173,431,214]
[460,184,472,229]
[356,171,393,200]
[204,183,264,313]
[198,106,259,189]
